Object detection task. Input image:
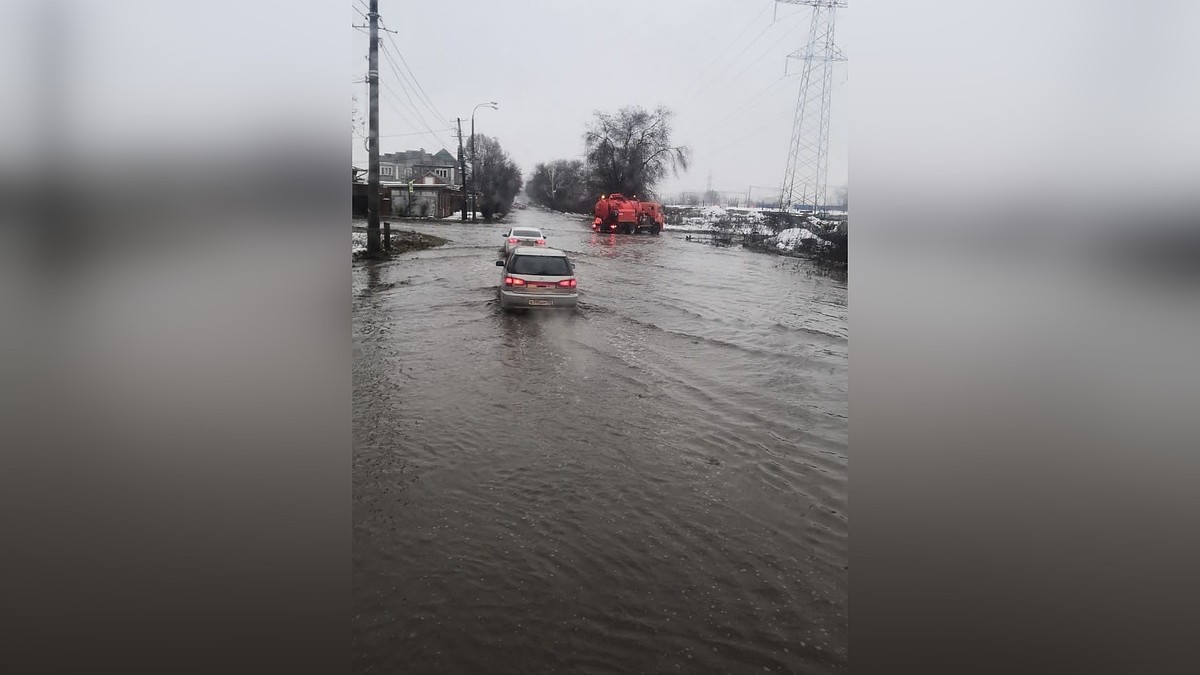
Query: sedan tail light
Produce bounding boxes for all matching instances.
[507,237,519,244]
[503,276,525,287]
[557,279,577,289]
[536,239,546,245]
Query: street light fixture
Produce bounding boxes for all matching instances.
[469,101,499,223]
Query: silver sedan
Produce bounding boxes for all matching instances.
[495,247,578,311]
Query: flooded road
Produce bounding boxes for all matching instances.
[353,209,847,673]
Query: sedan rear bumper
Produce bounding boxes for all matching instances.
[499,289,578,309]
[502,241,546,255]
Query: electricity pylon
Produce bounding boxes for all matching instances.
[778,1,846,214]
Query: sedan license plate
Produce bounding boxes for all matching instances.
[528,299,554,306]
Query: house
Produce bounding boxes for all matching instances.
[383,170,462,219]
[353,148,468,219]
[378,148,459,185]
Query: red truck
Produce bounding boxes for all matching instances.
[592,193,664,235]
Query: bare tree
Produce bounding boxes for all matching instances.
[540,162,564,205]
[528,159,587,212]
[584,106,690,198]
[465,135,523,221]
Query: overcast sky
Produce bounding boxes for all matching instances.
[350,0,848,198]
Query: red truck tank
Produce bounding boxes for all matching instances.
[592,193,664,235]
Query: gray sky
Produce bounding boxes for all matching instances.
[350,0,848,198]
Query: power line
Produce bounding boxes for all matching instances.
[391,42,447,124]
[377,41,444,137]
[378,46,454,148]
[708,105,797,156]
[376,81,425,136]
[378,47,430,122]
[682,8,807,105]
[376,38,446,135]
[380,129,454,138]
[379,18,449,123]
[378,84,441,145]
[730,15,807,83]
[672,0,773,98]
[687,74,791,141]
[353,2,453,150]
[378,80,451,149]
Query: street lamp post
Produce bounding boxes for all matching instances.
[469,101,498,224]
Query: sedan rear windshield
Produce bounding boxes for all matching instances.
[509,255,572,276]
[511,229,541,238]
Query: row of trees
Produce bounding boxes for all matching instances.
[465,105,845,221]
[528,105,690,213]
[462,105,689,219]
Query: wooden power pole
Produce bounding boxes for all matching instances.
[366,0,382,257]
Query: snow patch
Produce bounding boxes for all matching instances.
[770,228,820,250]
[442,210,484,220]
[662,218,719,232]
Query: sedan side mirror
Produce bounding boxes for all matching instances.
[495,260,505,266]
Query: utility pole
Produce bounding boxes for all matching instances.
[457,118,467,221]
[366,0,382,256]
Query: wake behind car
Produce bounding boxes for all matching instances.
[500,227,546,256]
[495,247,578,311]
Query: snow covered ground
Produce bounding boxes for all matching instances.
[665,206,843,230]
[442,210,483,220]
[662,219,720,232]
[665,205,845,219]
[768,227,820,251]
[662,204,765,232]
[660,202,848,255]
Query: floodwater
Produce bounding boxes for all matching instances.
[353,209,847,674]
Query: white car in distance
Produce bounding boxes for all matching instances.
[501,227,546,256]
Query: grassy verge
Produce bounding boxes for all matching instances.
[352,229,449,261]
